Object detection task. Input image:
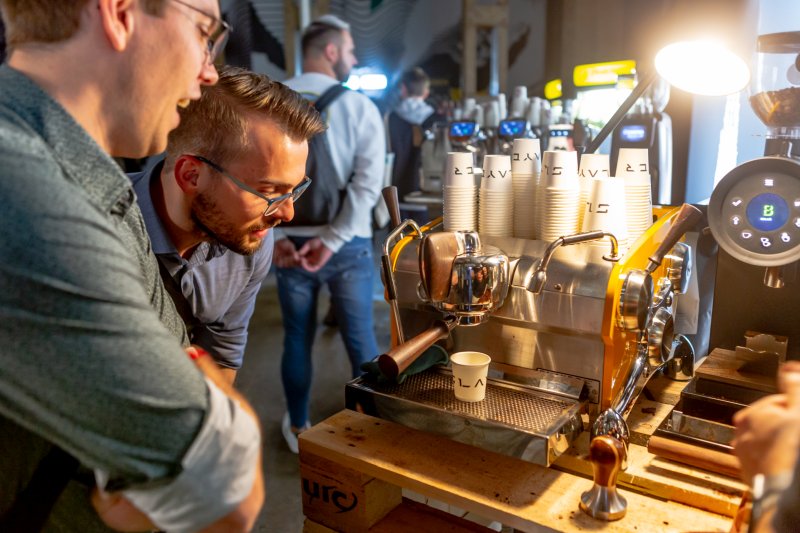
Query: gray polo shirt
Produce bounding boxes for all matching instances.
[130,161,274,369]
[0,66,256,531]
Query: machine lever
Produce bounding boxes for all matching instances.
[646,204,702,274]
[580,436,628,521]
[382,186,402,230]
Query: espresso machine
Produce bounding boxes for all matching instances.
[347,178,701,468]
[495,118,536,156]
[447,119,489,168]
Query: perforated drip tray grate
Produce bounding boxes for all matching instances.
[345,368,586,466]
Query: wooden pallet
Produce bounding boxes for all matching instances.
[299,409,736,532]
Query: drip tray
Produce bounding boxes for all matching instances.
[345,368,587,466]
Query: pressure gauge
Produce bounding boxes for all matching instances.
[708,156,800,266]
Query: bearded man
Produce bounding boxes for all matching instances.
[131,65,325,385]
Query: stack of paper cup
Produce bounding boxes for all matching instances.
[624,174,654,247]
[479,154,513,237]
[443,152,480,231]
[511,138,541,239]
[615,148,653,247]
[581,177,629,253]
[578,153,610,231]
[539,151,580,242]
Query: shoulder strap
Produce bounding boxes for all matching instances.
[313,84,349,113]
[156,259,202,333]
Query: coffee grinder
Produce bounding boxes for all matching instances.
[651,33,800,462]
[707,31,800,360]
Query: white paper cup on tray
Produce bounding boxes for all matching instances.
[481,154,512,191]
[445,152,480,187]
[511,138,541,175]
[450,351,491,402]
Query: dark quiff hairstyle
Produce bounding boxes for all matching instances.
[166,65,326,168]
[0,0,165,48]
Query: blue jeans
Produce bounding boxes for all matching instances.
[276,237,379,427]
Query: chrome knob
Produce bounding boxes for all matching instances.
[617,270,653,331]
[663,242,692,294]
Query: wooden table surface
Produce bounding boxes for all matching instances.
[299,407,740,532]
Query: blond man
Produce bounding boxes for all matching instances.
[132,66,325,385]
[0,1,266,531]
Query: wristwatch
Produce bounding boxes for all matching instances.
[750,471,794,530]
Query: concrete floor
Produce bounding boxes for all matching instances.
[235,271,392,532]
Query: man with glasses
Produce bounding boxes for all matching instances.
[276,14,385,453]
[0,1,265,532]
[131,65,324,385]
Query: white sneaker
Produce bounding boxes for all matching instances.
[281,412,310,454]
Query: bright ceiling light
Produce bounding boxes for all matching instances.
[360,74,388,91]
[655,40,750,96]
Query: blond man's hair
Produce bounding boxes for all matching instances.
[165,65,326,169]
[1,0,165,49]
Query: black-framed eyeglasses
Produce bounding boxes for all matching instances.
[169,0,232,63]
[191,155,312,217]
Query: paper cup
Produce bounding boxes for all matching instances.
[450,351,491,402]
[445,152,480,187]
[542,150,579,188]
[481,154,512,191]
[579,153,610,179]
[511,138,541,175]
[615,148,650,177]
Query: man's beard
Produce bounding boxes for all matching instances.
[333,57,350,83]
[190,191,275,256]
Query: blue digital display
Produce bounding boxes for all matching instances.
[549,128,570,137]
[746,192,789,232]
[499,119,526,137]
[620,124,647,142]
[449,121,477,137]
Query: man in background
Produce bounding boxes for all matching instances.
[387,67,446,210]
[131,65,324,385]
[275,14,385,453]
[0,1,263,531]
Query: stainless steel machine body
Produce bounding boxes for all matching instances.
[395,236,613,407]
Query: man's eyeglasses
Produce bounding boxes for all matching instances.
[191,155,312,217]
[169,0,232,63]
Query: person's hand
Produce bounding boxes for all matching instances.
[91,489,155,532]
[298,237,334,273]
[732,361,800,482]
[273,238,301,268]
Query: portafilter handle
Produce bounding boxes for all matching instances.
[377,318,456,380]
[645,204,702,274]
[382,186,402,230]
[580,436,628,521]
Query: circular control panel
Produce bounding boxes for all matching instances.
[708,156,800,266]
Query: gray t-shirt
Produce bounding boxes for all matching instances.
[0,65,212,531]
[130,162,274,369]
